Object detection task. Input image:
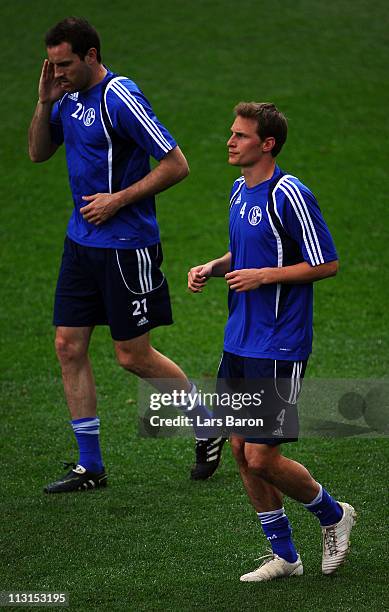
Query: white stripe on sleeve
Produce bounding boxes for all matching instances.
[284,178,324,264]
[278,183,318,265]
[107,78,172,153]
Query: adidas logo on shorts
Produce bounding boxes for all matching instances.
[137,316,149,327]
[272,427,284,436]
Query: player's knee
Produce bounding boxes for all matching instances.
[55,335,85,365]
[246,452,273,479]
[116,347,147,374]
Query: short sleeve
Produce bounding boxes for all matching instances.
[105,79,177,161]
[49,101,64,145]
[275,177,337,266]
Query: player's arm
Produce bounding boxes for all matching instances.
[80,145,189,225]
[188,252,232,293]
[28,60,62,162]
[122,145,189,200]
[225,260,338,292]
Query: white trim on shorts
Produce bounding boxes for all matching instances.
[115,247,165,295]
[274,360,303,404]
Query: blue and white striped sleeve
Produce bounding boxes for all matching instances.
[276,176,338,266]
[104,77,177,160]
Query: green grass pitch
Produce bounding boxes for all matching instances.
[0,1,388,610]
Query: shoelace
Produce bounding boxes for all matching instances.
[323,526,338,556]
[254,548,277,567]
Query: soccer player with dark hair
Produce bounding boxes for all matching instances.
[188,102,356,580]
[28,17,222,492]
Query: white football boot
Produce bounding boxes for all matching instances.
[322,502,357,575]
[240,550,303,582]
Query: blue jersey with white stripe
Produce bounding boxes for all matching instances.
[49,69,177,249]
[224,166,337,360]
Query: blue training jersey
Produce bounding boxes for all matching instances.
[224,166,338,360]
[49,69,177,249]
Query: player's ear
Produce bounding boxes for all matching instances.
[85,48,97,65]
[262,137,275,153]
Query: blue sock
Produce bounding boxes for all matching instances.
[258,508,298,563]
[71,417,104,473]
[182,383,216,439]
[304,484,343,526]
[185,383,212,419]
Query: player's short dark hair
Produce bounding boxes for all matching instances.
[234,102,288,157]
[45,17,102,63]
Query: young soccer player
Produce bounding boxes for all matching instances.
[188,102,356,580]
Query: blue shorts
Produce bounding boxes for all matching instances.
[217,351,308,445]
[53,237,173,341]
